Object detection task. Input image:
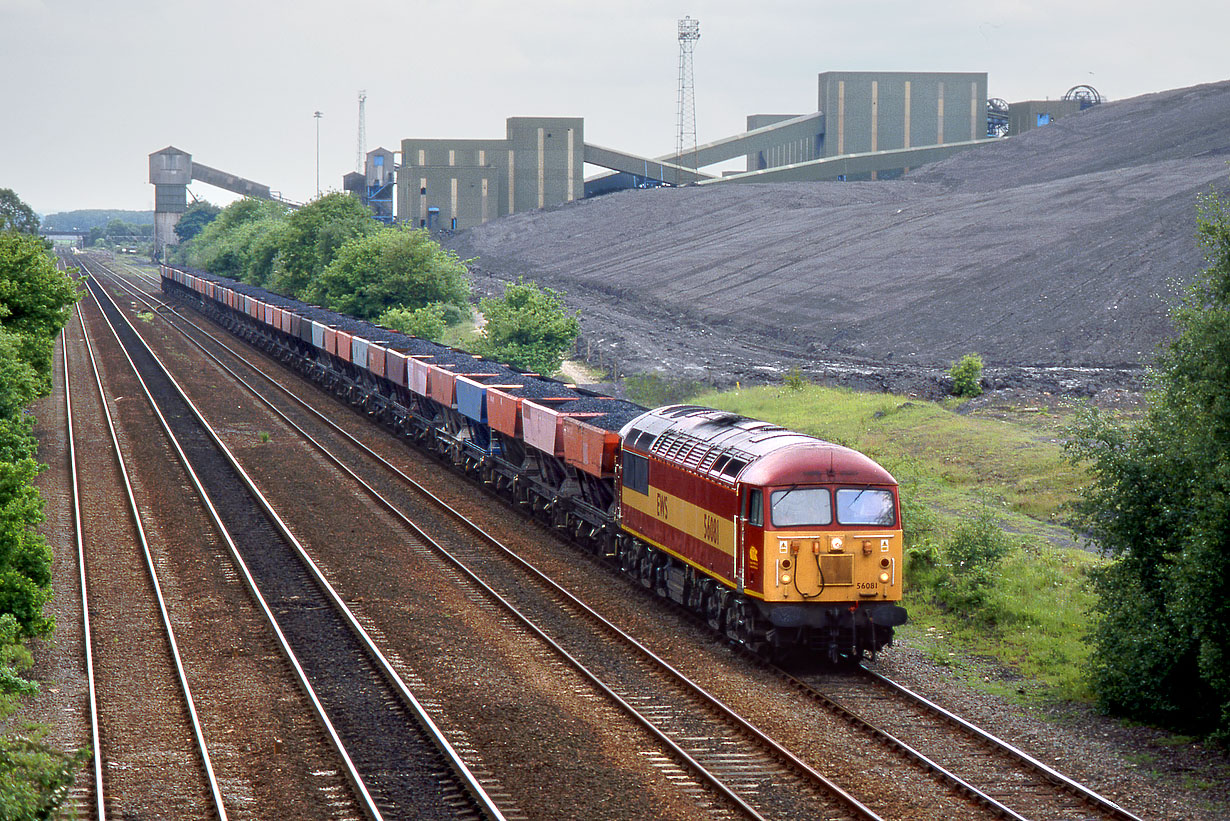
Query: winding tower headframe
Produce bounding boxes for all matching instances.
[1062,84,1103,110]
[675,16,700,184]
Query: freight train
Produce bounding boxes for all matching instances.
[160,265,907,661]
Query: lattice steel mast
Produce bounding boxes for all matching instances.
[675,16,700,184]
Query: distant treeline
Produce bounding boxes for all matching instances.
[41,209,154,231]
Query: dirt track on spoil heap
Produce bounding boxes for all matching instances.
[445,79,1230,398]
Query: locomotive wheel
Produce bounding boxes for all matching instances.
[619,539,639,576]
[705,588,727,632]
[686,578,707,613]
[727,599,768,656]
[637,549,656,589]
[653,561,670,599]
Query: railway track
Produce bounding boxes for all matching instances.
[94,255,887,820]
[93,256,1149,820]
[64,298,228,818]
[802,666,1144,821]
[96,259,990,819]
[76,255,504,821]
[61,305,103,821]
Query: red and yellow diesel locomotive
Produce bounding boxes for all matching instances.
[618,405,906,659]
[161,264,906,661]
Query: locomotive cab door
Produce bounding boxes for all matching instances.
[737,485,765,593]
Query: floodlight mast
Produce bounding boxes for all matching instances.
[356,90,367,174]
[676,16,700,185]
[314,110,323,198]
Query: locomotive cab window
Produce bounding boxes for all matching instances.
[836,488,896,526]
[744,488,763,527]
[770,487,832,527]
[623,451,649,495]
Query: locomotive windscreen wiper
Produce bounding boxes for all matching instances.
[770,484,801,514]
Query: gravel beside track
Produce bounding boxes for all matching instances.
[801,666,1140,820]
[21,325,95,818]
[65,299,220,818]
[82,279,366,819]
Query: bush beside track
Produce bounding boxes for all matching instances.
[0,229,85,817]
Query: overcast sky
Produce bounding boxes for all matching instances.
[3,0,1227,215]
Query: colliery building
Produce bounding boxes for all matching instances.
[396,118,584,231]
[386,71,1001,230]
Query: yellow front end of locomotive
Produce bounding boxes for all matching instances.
[763,530,903,603]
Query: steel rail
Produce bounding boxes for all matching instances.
[98,261,881,821]
[857,666,1144,821]
[75,285,230,818]
[80,257,504,821]
[62,307,105,821]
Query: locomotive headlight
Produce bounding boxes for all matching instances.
[781,573,791,584]
[830,537,844,553]
[879,571,890,584]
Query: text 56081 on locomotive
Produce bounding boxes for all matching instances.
[617,405,907,660]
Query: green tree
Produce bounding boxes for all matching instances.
[173,201,221,243]
[0,191,38,235]
[377,303,449,341]
[40,210,152,232]
[304,225,470,319]
[242,217,290,287]
[0,235,85,814]
[0,234,76,638]
[87,218,131,247]
[0,723,90,821]
[1066,185,1230,740]
[177,198,287,281]
[0,232,80,387]
[267,193,376,298]
[475,278,580,375]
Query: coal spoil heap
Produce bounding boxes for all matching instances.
[444,80,1230,396]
